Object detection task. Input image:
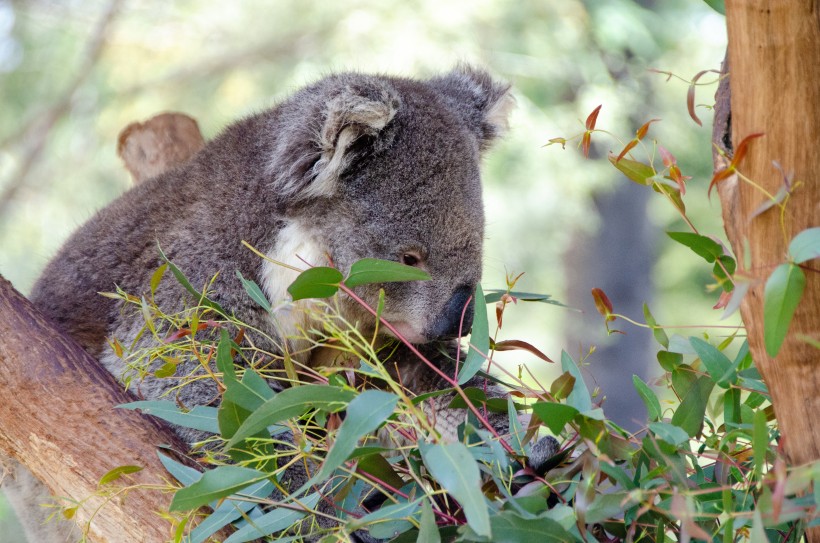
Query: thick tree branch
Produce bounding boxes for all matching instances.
[0,113,213,541]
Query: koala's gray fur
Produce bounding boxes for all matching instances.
[6,66,556,541]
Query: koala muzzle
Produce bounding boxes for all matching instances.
[428,284,475,339]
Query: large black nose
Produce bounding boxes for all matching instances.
[428,285,475,339]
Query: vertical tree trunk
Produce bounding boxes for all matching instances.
[719,0,820,469]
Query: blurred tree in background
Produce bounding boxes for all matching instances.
[0,1,728,536]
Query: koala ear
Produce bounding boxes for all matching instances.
[431,65,515,152]
[270,78,400,203]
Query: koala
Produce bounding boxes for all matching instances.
[6,66,557,541]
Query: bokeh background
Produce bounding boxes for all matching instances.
[0,1,731,538]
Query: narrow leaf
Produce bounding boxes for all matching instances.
[788,227,820,264]
[609,155,655,185]
[493,339,553,362]
[345,258,431,287]
[189,479,276,543]
[419,442,490,538]
[585,104,602,130]
[98,465,143,486]
[561,351,592,413]
[226,385,355,448]
[763,263,806,357]
[633,375,662,421]
[689,337,736,388]
[118,401,219,434]
[459,284,489,384]
[309,390,398,486]
[666,232,723,263]
[169,466,268,512]
[236,270,272,312]
[222,492,321,543]
[418,499,441,543]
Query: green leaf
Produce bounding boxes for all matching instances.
[222,492,321,543]
[689,337,736,388]
[344,258,431,287]
[560,351,592,413]
[158,452,202,487]
[216,329,236,381]
[459,284,489,385]
[752,408,768,481]
[224,369,277,413]
[419,442,490,538]
[357,451,406,492]
[352,498,422,538]
[657,350,683,371]
[418,499,441,543]
[667,232,723,263]
[530,402,579,435]
[190,479,276,543]
[632,375,662,421]
[713,254,736,292]
[149,263,168,296]
[643,304,668,348]
[98,465,143,486]
[169,465,268,512]
[763,263,806,357]
[158,245,225,314]
[304,390,398,489]
[483,290,566,307]
[226,385,355,448]
[236,270,272,312]
[671,376,714,438]
[118,401,219,434]
[462,510,575,543]
[609,155,655,185]
[789,227,820,263]
[649,422,689,446]
[507,396,526,455]
[586,491,633,524]
[286,266,343,300]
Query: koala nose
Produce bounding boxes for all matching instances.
[428,285,475,339]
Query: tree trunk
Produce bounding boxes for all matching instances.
[0,275,195,542]
[0,113,210,542]
[718,0,820,492]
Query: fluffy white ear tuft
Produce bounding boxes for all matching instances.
[308,86,399,198]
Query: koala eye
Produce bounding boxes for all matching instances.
[401,252,421,267]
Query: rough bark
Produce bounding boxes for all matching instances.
[718,1,820,468]
[0,113,210,542]
[0,275,193,542]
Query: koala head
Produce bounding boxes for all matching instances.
[267,66,513,344]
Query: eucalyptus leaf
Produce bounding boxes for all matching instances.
[300,390,398,491]
[222,492,321,543]
[236,270,272,312]
[118,401,219,434]
[459,284,489,384]
[226,385,354,448]
[287,266,343,300]
[419,442,490,538]
[169,466,268,512]
[345,258,431,287]
[763,263,806,357]
[788,227,820,264]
